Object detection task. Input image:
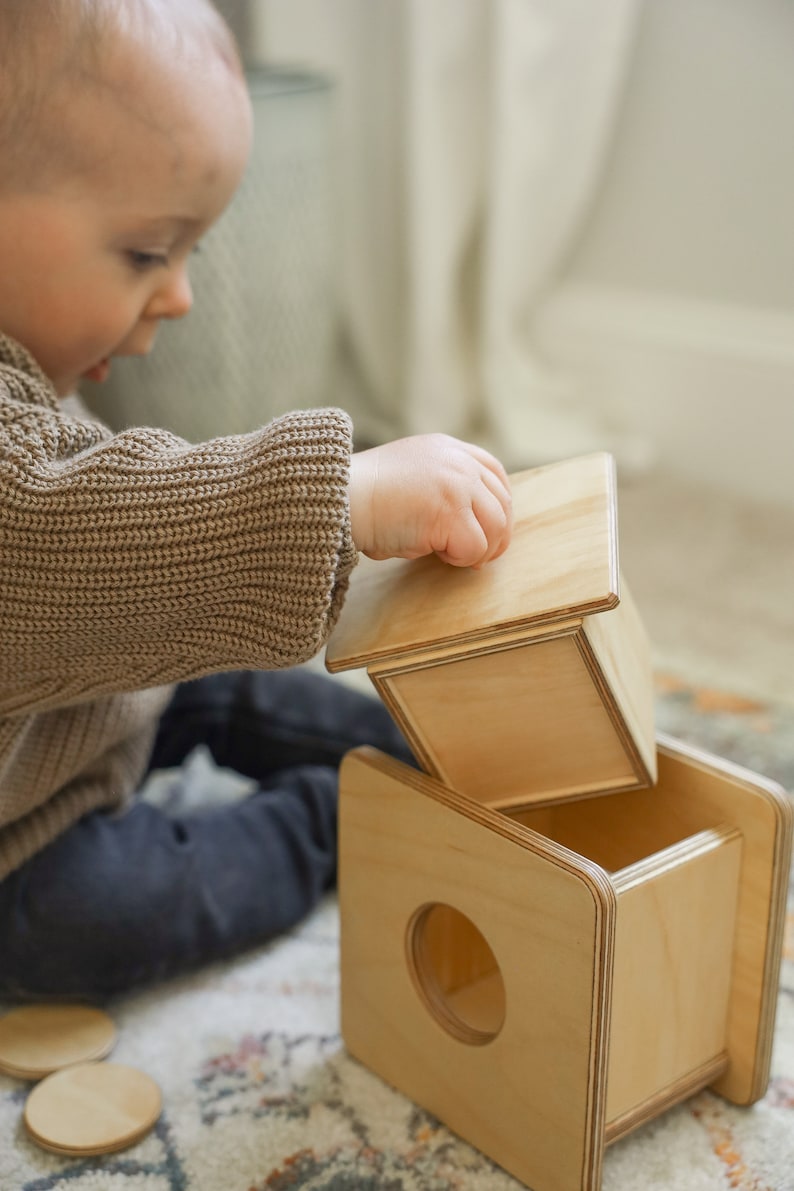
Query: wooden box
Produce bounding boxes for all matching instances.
[326,452,793,1191]
[327,453,657,809]
[337,739,791,1191]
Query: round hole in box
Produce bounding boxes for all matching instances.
[406,903,506,1045]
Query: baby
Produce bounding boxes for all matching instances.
[0,0,512,1000]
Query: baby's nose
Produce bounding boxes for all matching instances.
[149,267,193,321]
[163,268,193,319]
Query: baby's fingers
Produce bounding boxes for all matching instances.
[475,471,513,563]
[434,484,509,568]
[433,508,489,568]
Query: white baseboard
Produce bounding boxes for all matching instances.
[533,283,794,509]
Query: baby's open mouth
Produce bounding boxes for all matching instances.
[83,358,110,383]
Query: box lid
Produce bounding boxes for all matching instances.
[327,452,619,671]
[327,452,656,808]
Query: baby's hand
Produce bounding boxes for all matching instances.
[349,434,512,568]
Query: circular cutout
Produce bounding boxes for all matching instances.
[407,903,506,1045]
[24,1062,162,1156]
[0,1004,116,1080]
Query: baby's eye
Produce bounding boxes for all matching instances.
[127,249,170,271]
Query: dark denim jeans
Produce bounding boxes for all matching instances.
[0,669,412,1001]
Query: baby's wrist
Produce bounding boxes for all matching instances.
[348,452,375,553]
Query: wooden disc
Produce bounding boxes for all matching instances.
[0,1005,116,1080]
[24,1062,162,1156]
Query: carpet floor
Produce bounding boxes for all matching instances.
[1,675,792,1191]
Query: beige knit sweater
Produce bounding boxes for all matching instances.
[0,333,357,879]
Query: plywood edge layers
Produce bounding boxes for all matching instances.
[338,746,617,1191]
[339,748,620,893]
[610,825,743,894]
[326,600,617,674]
[657,734,793,1105]
[580,579,657,786]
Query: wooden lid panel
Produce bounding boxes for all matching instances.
[327,453,619,672]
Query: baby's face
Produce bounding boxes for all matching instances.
[0,28,251,397]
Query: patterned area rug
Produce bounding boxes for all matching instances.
[1,675,792,1191]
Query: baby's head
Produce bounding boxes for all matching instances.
[0,0,252,396]
[0,0,246,191]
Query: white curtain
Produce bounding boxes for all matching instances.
[256,0,643,468]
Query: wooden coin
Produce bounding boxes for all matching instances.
[24,1062,162,1156]
[0,1005,116,1080]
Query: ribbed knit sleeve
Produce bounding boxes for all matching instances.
[0,335,357,716]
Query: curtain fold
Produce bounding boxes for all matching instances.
[261,0,645,467]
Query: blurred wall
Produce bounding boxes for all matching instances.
[525,0,794,507]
